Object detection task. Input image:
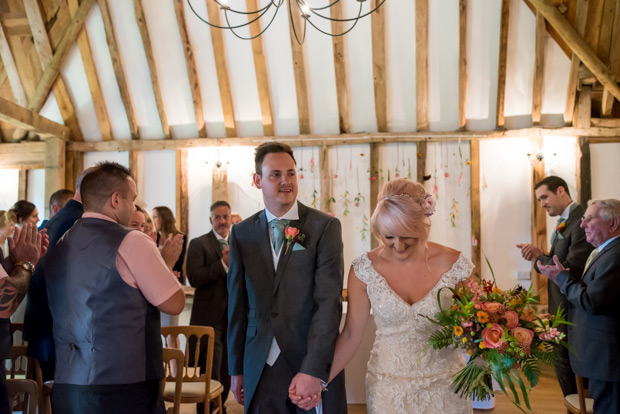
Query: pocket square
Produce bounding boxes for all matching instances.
[292,243,306,251]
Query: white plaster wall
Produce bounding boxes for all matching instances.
[591,143,620,200]
[141,151,177,216]
[0,170,19,210]
[26,170,46,226]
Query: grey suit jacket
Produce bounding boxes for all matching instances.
[534,204,593,315]
[187,230,228,329]
[556,236,620,382]
[227,202,344,411]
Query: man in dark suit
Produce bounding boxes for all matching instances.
[228,142,347,413]
[23,168,91,381]
[517,176,593,396]
[538,198,620,414]
[187,200,232,411]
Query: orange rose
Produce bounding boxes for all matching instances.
[285,227,300,241]
[511,327,534,346]
[482,302,503,314]
[482,324,505,349]
[503,311,520,329]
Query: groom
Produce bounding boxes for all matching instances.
[227,142,347,413]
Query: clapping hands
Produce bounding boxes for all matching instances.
[537,255,568,284]
[8,223,49,266]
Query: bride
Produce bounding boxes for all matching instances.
[330,178,473,414]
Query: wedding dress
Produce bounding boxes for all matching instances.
[352,252,474,414]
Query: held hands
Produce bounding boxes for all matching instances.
[288,372,322,411]
[516,243,544,262]
[231,375,244,405]
[8,224,49,265]
[537,255,568,284]
[160,233,184,270]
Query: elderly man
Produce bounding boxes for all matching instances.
[538,199,620,414]
[0,223,48,414]
[46,162,185,414]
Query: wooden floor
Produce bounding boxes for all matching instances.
[171,373,566,414]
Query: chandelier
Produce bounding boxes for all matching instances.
[187,0,386,44]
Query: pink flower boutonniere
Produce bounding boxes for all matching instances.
[556,221,566,232]
[284,226,305,254]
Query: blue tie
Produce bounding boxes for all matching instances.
[218,239,228,250]
[271,219,290,254]
[551,217,565,244]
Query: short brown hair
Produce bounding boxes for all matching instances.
[254,142,295,176]
[81,162,133,211]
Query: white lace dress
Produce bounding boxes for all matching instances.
[352,252,474,414]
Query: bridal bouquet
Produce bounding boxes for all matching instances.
[426,264,572,413]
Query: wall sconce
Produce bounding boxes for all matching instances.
[527,151,557,166]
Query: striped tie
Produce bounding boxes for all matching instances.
[218,239,228,250]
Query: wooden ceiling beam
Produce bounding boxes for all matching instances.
[331,0,350,134]
[601,0,620,116]
[173,0,207,137]
[458,0,467,130]
[27,0,95,113]
[372,0,388,133]
[496,0,510,129]
[133,0,170,139]
[67,0,113,141]
[532,11,546,125]
[0,96,69,140]
[563,0,588,125]
[246,0,274,136]
[289,8,311,135]
[67,125,620,152]
[0,141,45,168]
[24,0,83,141]
[596,0,615,60]
[205,0,237,137]
[0,21,27,106]
[98,0,139,139]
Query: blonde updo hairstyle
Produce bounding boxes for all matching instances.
[371,178,432,242]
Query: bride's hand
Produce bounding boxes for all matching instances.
[288,391,320,410]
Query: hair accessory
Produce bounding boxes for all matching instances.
[381,193,436,217]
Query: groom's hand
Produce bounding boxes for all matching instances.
[231,374,244,405]
[516,243,544,261]
[288,373,321,410]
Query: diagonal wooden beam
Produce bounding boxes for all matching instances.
[289,8,311,135]
[246,0,274,136]
[331,0,350,134]
[28,0,95,113]
[0,21,27,106]
[0,96,70,139]
[24,0,83,141]
[496,0,510,129]
[98,0,139,139]
[372,0,388,133]
[206,0,237,138]
[133,0,170,139]
[67,0,113,141]
[601,0,620,116]
[174,0,207,137]
[532,11,546,125]
[530,0,620,102]
[458,0,468,130]
[563,0,589,125]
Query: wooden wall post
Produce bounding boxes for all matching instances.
[44,137,66,208]
[530,136,547,303]
[176,149,189,236]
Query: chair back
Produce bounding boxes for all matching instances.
[564,375,594,414]
[161,326,216,404]
[6,379,38,414]
[162,347,184,414]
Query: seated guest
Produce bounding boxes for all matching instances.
[46,162,185,414]
[23,169,90,381]
[39,189,74,229]
[0,223,48,413]
[10,200,39,227]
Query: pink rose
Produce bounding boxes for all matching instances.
[482,324,505,349]
[511,327,534,346]
[420,194,436,217]
[503,311,520,329]
[482,302,504,314]
[284,227,300,241]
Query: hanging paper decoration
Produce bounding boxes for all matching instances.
[450,198,459,228]
[408,158,413,179]
[360,215,369,241]
[310,153,315,173]
[341,190,351,216]
[311,188,319,209]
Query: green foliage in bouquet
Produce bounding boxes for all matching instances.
[425,261,573,413]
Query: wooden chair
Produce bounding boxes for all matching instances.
[6,379,38,414]
[162,347,184,414]
[564,375,594,414]
[161,326,224,414]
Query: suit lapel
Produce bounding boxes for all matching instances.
[207,231,223,259]
[550,204,583,254]
[256,211,276,278]
[582,236,620,280]
[273,202,308,295]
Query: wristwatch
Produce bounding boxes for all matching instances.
[15,261,35,274]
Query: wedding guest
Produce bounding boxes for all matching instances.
[130,205,147,233]
[143,209,157,242]
[0,223,48,414]
[10,200,39,227]
[46,161,185,414]
[40,189,74,229]
[152,206,187,285]
[538,199,620,414]
[231,212,243,225]
[0,211,16,258]
[516,176,593,395]
[187,200,232,413]
[322,178,473,414]
[228,142,347,413]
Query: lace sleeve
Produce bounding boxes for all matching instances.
[351,253,372,285]
[447,254,474,285]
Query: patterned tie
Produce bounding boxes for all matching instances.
[583,248,600,275]
[271,219,290,254]
[551,217,566,245]
[218,239,228,251]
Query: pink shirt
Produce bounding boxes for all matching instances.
[0,265,7,279]
[83,213,181,307]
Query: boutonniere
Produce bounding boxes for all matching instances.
[556,221,566,232]
[284,226,305,255]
